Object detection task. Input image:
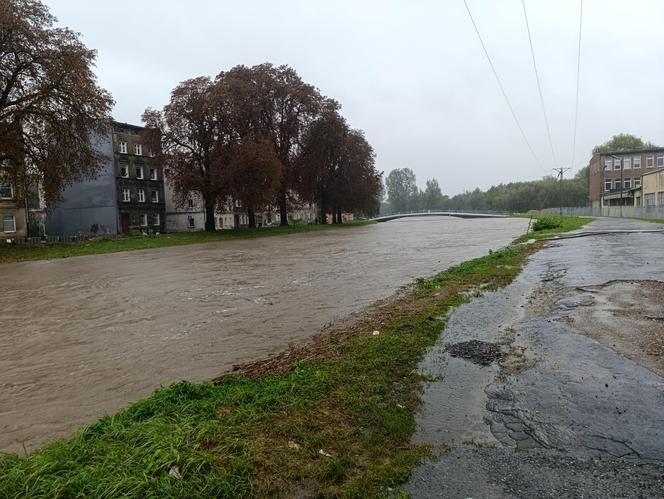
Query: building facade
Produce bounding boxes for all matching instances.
[589,148,664,208]
[635,168,664,207]
[48,122,166,235]
[0,177,27,239]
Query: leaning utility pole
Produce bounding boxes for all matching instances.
[553,167,571,217]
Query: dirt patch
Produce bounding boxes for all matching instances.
[446,340,503,366]
[557,280,664,376]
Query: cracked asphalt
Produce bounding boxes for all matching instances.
[406,218,664,498]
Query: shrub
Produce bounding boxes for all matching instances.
[532,216,562,232]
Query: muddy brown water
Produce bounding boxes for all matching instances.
[0,217,527,453]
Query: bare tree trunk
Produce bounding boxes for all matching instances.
[337,208,343,224]
[278,190,288,226]
[332,207,338,224]
[204,199,216,232]
[247,207,256,228]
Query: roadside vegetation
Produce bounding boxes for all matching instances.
[0,221,374,265]
[517,214,592,242]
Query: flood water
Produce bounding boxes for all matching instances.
[0,217,527,453]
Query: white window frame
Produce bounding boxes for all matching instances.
[614,179,622,190]
[613,158,621,170]
[644,193,656,206]
[634,177,642,188]
[187,198,194,209]
[604,179,612,191]
[136,167,144,179]
[633,157,641,169]
[647,156,654,167]
[151,190,159,203]
[623,158,631,170]
[134,144,143,156]
[3,215,16,233]
[150,168,158,180]
[623,177,631,189]
[0,182,13,199]
[153,213,160,226]
[657,156,664,167]
[659,192,664,207]
[119,141,128,154]
[137,188,146,203]
[122,188,131,202]
[604,159,612,171]
[140,213,148,226]
[120,165,129,178]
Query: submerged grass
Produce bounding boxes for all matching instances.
[516,214,593,241]
[0,221,374,264]
[1,218,590,497]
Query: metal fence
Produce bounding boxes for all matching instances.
[541,206,664,219]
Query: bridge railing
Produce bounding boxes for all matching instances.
[375,209,512,217]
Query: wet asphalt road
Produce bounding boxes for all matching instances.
[406,218,664,498]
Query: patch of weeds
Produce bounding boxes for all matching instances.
[462,439,496,449]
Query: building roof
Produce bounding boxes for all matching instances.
[112,120,144,132]
[594,147,664,157]
[641,167,664,178]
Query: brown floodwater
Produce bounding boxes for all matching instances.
[0,217,527,453]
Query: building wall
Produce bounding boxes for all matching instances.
[163,176,206,232]
[47,132,118,236]
[641,169,664,206]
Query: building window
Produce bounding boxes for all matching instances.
[645,193,656,206]
[136,167,144,179]
[122,188,131,202]
[624,178,631,189]
[150,168,158,180]
[188,215,195,228]
[119,141,128,154]
[153,213,160,226]
[623,158,631,169]
[634,177,642,188]
[604,179,612,191]
[604,159,611,171]
[187,198,194,209]
[614,179,622,190]
[134,144,143,156]
[633,157,641,169]
[3,215,16,233]
[137,188,146,202]
[647,156,654,167]
[151,190,159,203]
[120,165,129,178]
[613,158,621,170]
[658,156,664,167]
[659,192,664,207]
[0,182,12,199]
[140,214,148,226]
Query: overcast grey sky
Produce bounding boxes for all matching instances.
[47,0,664,194]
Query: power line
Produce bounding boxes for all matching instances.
[521,0,558,169]
[462,0,546,173]
[570,0,584,170]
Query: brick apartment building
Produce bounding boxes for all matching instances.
[48,122,165,235]
[0,176,27,239]
[589,148,664,208]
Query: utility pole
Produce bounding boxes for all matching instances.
[608,155,623,218]
[553,167,571,217]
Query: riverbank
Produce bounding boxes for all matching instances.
[0,216,588,497]
[0,221,374,264]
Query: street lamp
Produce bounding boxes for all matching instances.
[609,154,623,218]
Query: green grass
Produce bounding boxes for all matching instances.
[0,221,374,264]
[0,243,536,498]
[515,214,593,242]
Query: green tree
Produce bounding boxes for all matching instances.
[422,178,444,210]
[592,133,658,154]
[385,168,418,213]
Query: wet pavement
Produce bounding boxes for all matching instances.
[406,217,664,498]
[0,217,527,453]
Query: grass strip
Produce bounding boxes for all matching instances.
[0,216,590,497]
[0,221,374,264]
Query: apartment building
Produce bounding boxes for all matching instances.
[48,122,165,235]
[0,177,27,239]
[589,148,664,208]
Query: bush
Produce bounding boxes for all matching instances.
[532,216,562,232]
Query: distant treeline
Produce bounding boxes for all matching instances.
[383,167,589,214]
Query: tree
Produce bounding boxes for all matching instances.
[0,0,114,205]
[422,178,444,210]
[225,135,282,228]
[219,64,322,226]
[592,133,658,154]
[385,168,418,213]
[143,77,230,232]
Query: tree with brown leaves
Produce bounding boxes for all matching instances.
[143,77,231,232]
[0,0,114,205]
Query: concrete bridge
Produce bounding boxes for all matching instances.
[372,211,508,222]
